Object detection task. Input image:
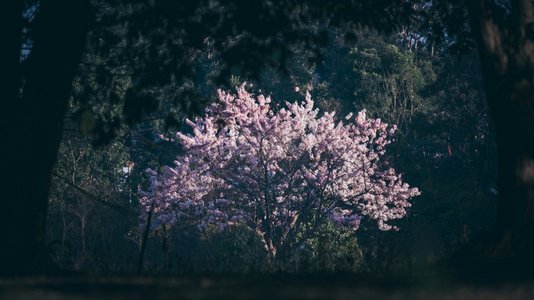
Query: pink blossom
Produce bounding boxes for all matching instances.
[140,84,420,256]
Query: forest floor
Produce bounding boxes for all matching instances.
[1,272,534,300]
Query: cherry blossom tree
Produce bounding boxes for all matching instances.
[140,84,420,259]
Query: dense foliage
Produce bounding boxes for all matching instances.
[39,0,502,274]
[45,27,496,273]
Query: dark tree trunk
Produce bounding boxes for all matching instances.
[465,0,534,269]
[0,0,25,277]
[0,0,89,276]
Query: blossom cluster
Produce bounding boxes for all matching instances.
[140,84,420,253]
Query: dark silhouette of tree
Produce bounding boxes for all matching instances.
[460,0,534,270]
[0,0,89,276]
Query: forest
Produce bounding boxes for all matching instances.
[1,0,534,299]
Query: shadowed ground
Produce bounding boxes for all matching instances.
[2,274,534,300]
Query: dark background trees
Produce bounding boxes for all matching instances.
[1,0,532,277]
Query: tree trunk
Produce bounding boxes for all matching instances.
[465,0,534,269]
[0,0,89,276]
